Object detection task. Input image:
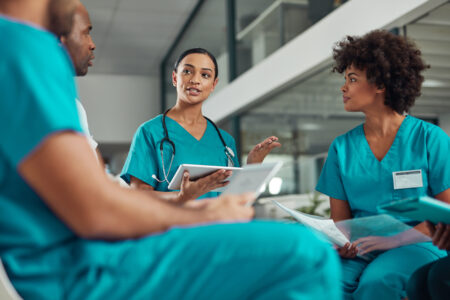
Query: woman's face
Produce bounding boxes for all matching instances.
[172,53,218,105]
[341,65,384,113]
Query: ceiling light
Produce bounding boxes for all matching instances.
[422,79,446,88]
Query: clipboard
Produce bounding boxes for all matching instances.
[167,164,241,191]
[378,196,450,224]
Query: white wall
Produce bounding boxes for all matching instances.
[76,74,160,144]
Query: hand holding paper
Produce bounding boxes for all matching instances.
[337,242,359,258]
[353,236,401,255]
[273,201,433,258]
[272,200,350,246]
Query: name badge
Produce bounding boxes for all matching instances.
[392,170,423,190]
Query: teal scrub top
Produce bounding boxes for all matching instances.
[316,116,450,220]
[0,15,83,293]
[121,115,240,198]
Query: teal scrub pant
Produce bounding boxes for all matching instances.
[406,254,450,300]
[340,242,446,300]
[9,221,341,300]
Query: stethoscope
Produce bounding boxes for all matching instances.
[152,108,236,184]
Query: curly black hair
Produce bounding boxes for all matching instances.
[332,30,429,114]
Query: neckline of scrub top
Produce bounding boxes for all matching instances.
[165,115,210,142]
[360,115,409,164]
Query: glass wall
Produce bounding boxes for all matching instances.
[235,0,347,76]
[229,2,450,198]
[160,0,449,199]
[238,67,364,197]
[405,3,450,117]
[161,0,348,111]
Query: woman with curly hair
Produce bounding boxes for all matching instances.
[315,30,450,299]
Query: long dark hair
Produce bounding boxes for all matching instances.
[173,48,219,79]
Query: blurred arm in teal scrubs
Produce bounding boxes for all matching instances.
[19,133,256,239]
[315,30,449,300]
[0,4,342,299]
[1,0,255,242]
[120,48,281,203]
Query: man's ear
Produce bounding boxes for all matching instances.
[60,35,67,45]
[172,71,177,87]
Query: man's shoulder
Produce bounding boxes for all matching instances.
[1,17,57,54]
[1,17,71,73]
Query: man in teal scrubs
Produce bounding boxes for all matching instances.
[0,1,341,299]
[60,0,98,152]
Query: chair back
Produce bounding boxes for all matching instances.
[0,259,22,300]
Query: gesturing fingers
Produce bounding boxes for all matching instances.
[260,136,281,151]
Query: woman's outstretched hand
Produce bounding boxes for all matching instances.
[246,136,281,164]
[177,170,232,202]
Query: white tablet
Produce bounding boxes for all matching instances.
[222,162,283,198]
[167,164,241,191]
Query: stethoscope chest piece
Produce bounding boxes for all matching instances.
[225,146,235,167]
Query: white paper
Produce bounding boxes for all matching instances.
[273,200,350,246]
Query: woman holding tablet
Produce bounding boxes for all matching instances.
[315,30,449,299]
[121,48,280,202]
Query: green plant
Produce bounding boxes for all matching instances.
[285,192,330,220]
